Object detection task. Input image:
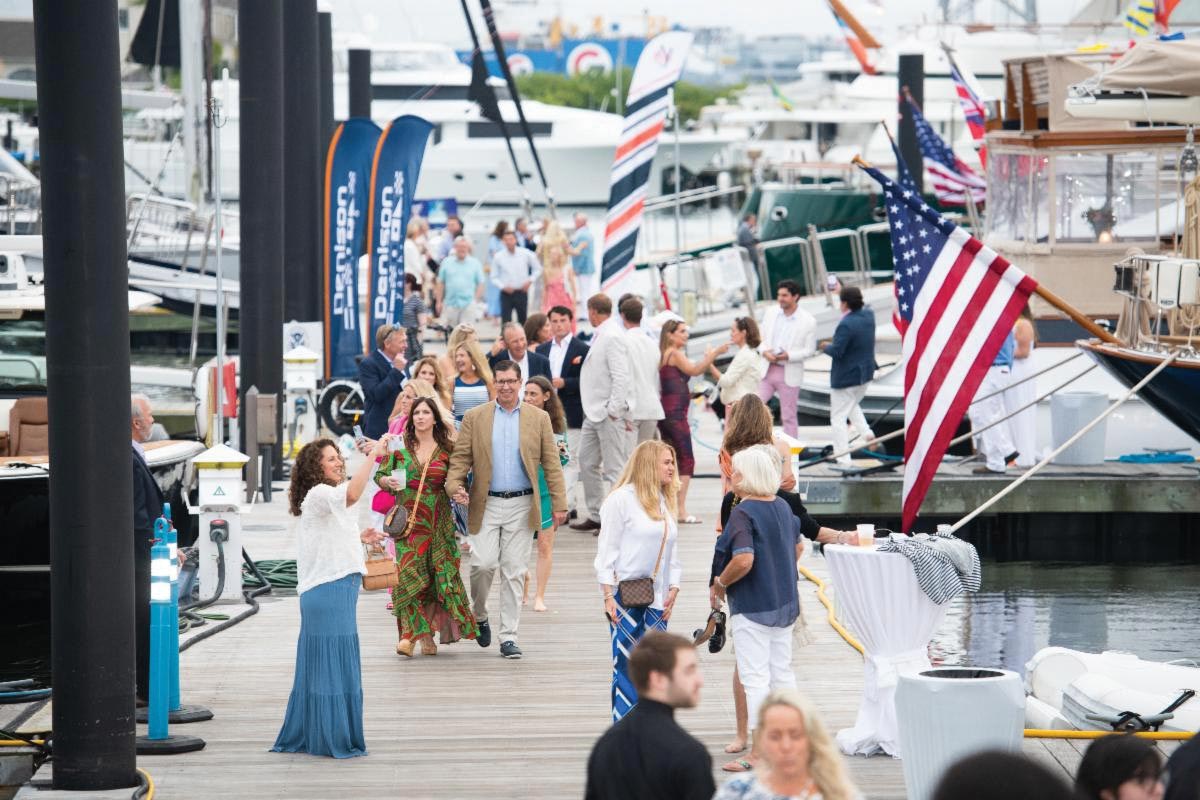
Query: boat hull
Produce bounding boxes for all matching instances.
[1078,341,1200,445]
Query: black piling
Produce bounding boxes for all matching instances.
[318,10,335,150]
[898,52,924,194]
[238,0,284,461]
[32,0,136,789]
[282,0,321,323]
[348,48,372,119]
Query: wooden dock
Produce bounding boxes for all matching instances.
[11,412,1185,798]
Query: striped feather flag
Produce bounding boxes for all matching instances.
[859,162,1037,532]
[944,50,989,169]
[600,31,693,294]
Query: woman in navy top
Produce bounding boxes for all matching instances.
[711,444,805,772]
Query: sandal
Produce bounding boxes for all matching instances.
[681,515,702,525]
[722,758,754,773]
[724,741,747,754]
[396,639,414,658]
[419,637,437,656]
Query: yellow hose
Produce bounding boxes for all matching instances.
[1025,729,1193,741]
[798,564,865,656]
[137,767,156,800]
[797,563,1197,742]
[0,738,45,746]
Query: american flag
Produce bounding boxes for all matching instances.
[887,131,917,334]
[945,53,988,169]
[904,96,986,207]
[861,162,1037,532]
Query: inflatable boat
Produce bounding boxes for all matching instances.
[1025,647,1200,733]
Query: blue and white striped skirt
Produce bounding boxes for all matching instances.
[608,593,667,722]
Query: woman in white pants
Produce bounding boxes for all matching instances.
[1004,307,1038,468]
[710,445,805,772]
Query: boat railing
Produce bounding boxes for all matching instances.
[0,176,41,234]
[1113,254,1200,354]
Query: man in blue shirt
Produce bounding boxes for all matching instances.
[569,212,596,309]
[436,236,485,327]
[446,360,567,659]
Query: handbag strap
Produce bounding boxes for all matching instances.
[401,448,436,536]
[650,516,670,581]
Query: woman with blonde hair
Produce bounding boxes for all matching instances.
[437,323,478,382]
[714,688,858,800]
[410,356,454,411]
[521,375,570,612]
[539,229,577,316]
[450,339,493,425]
[594,440,682,721]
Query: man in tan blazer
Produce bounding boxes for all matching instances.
[447,360,567,659]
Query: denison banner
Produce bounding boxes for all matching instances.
[365,115,434,338]
[323,117,382,380]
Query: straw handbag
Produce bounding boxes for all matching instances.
[362,543,398,591]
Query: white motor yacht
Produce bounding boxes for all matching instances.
[123,42,737,207]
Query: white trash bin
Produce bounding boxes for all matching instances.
[895,668,1025,800]
[1050,391,1108,465]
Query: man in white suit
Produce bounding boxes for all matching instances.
[618,296,664,443]
[570,294,634,533]
[756,279,817,437]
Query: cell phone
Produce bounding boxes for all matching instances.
[353,424,365,442]
[388,436,403,452]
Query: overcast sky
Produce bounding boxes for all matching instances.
[327,0,1093,47]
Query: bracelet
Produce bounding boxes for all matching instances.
[603,593,613,600]
[714,576,726,589]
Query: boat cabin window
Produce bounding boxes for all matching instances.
[987,148,1176,246]
[762,121,813,141]
[0,313,47,393]
[467,121,552,139]
[371,84,512,102]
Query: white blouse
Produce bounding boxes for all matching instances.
[594,484,682,610]
[718,346,768,404]
[295,482,366,595]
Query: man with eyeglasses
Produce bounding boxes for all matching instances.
[447,360,567,659]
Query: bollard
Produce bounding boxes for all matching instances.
[135,506,213,727]
[135,539,204,755]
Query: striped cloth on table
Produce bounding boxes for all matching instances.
[877,531,981,605]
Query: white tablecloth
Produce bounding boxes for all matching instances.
[824,544,948,757]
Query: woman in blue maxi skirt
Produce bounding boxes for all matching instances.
[272,436,389,759]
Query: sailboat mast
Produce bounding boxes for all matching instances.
[476,0,557,218]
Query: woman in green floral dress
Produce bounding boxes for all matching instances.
[521,376,570,612]
[375,397,478,657]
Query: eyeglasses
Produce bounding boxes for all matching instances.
[495,378,520,386]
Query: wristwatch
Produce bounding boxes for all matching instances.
[714,576,727,590]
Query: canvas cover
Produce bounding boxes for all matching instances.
[1094,41,1200,96]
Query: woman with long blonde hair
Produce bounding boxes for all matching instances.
[410,356,454,411]
[714,688,857,800]
[450,339,493,425]
[437,323,478,382]
[594,440,682,721]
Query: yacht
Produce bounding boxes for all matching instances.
[124,42,737,207]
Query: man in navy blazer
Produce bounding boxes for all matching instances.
[822,286,878,465]
[358,323,410,439]
[536,305,590,517]
[489,322,552,392]
[132,394,165,702]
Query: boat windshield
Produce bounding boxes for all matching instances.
[0,315,47,394]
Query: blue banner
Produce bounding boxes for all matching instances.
[366,115,434,337]
[413,198,459,229]
[323,118,381,380]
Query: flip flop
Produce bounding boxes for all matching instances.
[722,758,754,773]
[681,515,703,524]
[724,742,747,754]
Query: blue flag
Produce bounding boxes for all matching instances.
[323,118,382,380]
[366,115,434,337]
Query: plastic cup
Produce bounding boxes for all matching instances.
[856,523,875,547]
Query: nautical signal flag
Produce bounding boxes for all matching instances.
[828,0,878,75]
[857,160,1037,532]
[904,94,986,207]
[943,49,989,168]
